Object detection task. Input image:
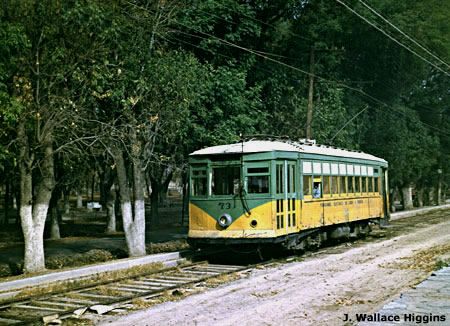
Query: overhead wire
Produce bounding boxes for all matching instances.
[334,0,450,77]
[166,27,450,137]
[126,1,450,137]
[357,0,450,70]
[161,30,327,135]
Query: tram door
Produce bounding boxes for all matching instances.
[381,168,390,220]
[275,161,297,234]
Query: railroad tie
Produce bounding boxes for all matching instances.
[0,317,22,324]
[107,286,150,294]
[12,304,66,312]
[75,292,118,300]
[32,300,83,309]
[55,297,98,305]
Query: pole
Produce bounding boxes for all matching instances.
[306,47,315,139]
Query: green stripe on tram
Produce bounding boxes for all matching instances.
[191,197,271,221]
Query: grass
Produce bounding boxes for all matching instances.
[46,249,115,269]
[381,243,450,273]
[435,259,450,270]
[145,240,189,254]
[61,318,94,326]
[129,287,195,311]
[204,273,240,287]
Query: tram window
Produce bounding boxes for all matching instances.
[368,177,373,192]
[374,177,379,193]
[323,176,330,195]
[303,176,312,196]
[340,176,347,194]
[276,164,284,194]
[355,176,361,193]
[192,170,207,196]
[248,176,269,194]
[362,177,367,193]
[331,176,338,194]
[212,166,240,195]
[313,177,322,198]
[347,176,354,193]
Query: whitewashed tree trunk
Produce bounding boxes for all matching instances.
[63,192,70,214]
[21,204,47,273]
[401,186,413,210]
[437,182,442,205]
[390,188,396,212]
[416,188,424,207]
[76,190,83,208]
[106,184,117,234]
[428,188,435,205]
[18,122,55,273]
[114,146,146,257]
[50,206,60,239]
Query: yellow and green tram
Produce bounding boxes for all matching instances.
[187,140,389,250]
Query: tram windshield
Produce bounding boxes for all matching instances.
[191,169,207,196]
[212,166,241,196]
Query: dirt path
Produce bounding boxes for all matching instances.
[99,213,450,326]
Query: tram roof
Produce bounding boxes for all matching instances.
[190,140,387,164]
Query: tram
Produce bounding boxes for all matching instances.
[187,139,389,250]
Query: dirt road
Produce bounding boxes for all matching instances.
[99,211,450,326]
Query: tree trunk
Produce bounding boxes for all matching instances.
[49,191,61,240]
[100,160,116,232]
[76,190,83,208]
[443,184,448,203]
[181,181,188,226]
[437,179,442,205]
[63,191,70,214]
[14,191,19,224]
[150,184,159,226]
[401,185,413,210]
[50,206,61,239]
[428,188,435,205]
[416,188,424,207]
[159,171,173,207]
[90,173,95,203]
[106,184,117,234]
[2,181,10,225]
[18,121,55,273]
[114,147,146,257]
[389,188,396,212]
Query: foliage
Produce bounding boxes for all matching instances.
[364,105,440,187]
[0,0,449,221]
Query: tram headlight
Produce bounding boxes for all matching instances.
[218,213,232,228]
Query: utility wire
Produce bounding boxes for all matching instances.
[162,31,324,134]
[358,0,450,70]
[126,1,450,137]
[329,105,368,143]
[335,0,450,76]
[167,27,450,137]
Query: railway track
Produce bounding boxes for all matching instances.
[1,210,446,325]
[0,261,254,325]
[0,229,389,325]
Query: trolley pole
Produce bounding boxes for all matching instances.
[306,47,315,140]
